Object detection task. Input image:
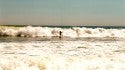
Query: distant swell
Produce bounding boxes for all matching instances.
[0,26,125,38]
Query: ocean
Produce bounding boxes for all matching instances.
[0,26,125,70]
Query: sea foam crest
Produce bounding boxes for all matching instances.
[0,26,125,37]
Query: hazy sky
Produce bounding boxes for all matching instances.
[0,0,125,26]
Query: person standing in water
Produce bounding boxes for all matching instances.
[59,31,63,38]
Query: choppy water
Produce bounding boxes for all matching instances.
[0,26,125,70]
[1,26,125,37]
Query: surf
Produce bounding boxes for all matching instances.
[0,26,125,38]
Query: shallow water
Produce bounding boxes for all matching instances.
[0,26,125,70]
[0,37,125,70]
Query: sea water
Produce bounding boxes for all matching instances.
[0,26,125,70]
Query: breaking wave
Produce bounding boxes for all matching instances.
[0,26,125,38]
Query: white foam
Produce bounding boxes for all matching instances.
[0,54,125,70]
[0,26,125,37]
[0,39,125,70]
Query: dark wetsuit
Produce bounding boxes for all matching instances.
[59,31,62,38]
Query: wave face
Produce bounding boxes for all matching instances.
[0,26,125,37]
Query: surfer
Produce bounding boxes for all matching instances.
[59,31,63,38]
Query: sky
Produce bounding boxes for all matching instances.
[0,0,125,26]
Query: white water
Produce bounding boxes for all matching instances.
[0,26,125,37]
[0,39,125,70]
[0,26,125,70]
